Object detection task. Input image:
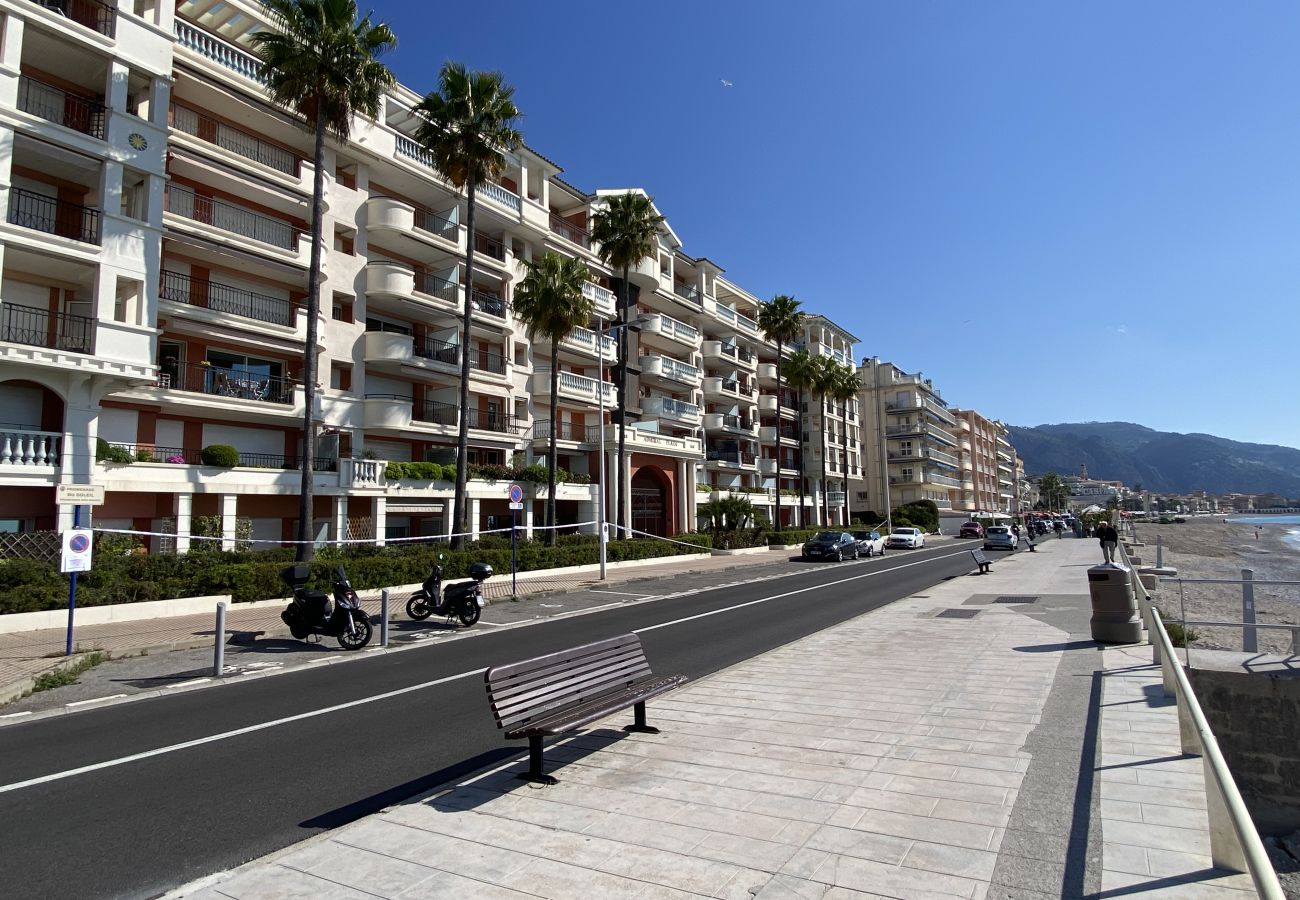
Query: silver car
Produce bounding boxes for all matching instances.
[984,525,1018,551]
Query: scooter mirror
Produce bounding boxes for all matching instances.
[438,552,446,560]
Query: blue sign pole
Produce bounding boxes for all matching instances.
[511,508,518,597]
[65,505,80,656]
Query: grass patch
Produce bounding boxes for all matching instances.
[1163,621,1198,648]
[31,652,105,693]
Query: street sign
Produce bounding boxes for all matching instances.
[60,528,93,574]
[508,483,524,504]
[56,483,105,506]
[509,502,524,510]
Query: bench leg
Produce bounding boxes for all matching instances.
[624,701,660,735]
[516,734,558,786]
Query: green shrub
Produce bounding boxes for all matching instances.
[518,463,550,483]
[200,444,240,468]
[135,448,155,463]
[696,483,712,493]
[892,500,938,533]
[1163,621,1198,647]
[95,438,133,465]
[767,529,824,546]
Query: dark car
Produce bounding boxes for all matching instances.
[959,521,984,539]
[802,531,859,562]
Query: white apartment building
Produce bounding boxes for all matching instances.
[0,0,854,543]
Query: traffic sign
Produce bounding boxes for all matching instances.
[60,528,93,574]
[508,483,524,504]
[509,502,524,510]
[56,483,105,506]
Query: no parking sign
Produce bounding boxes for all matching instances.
[60,528,93,574]
[508,483,524,510]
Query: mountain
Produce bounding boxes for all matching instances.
[1007,422,1300,496]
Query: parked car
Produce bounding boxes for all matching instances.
[802,531,860,562]
[958,521,984,539]
[851,530,885,557]
[886,527,925,549]
[984,525,1018,551]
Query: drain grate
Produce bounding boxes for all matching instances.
[936,608,982,619]
[994,595,1039,604]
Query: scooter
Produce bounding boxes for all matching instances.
[279,564,373,650]
[405,555,492,627]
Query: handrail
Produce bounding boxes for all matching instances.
[19,76,106,139]
[165,184,300,250]
[170,102,298,175]
[30,0,116,36]
[8,187,101,244]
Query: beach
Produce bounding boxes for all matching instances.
[1134,518,1300,654]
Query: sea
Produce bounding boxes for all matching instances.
[1227,515,1300,551]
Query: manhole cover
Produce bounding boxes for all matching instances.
[994,596,1039,604]
[936,609,981,619]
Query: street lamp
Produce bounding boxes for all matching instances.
[592,313,650,580]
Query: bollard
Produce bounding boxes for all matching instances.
[1156,535,1164,569]
[1241,569,1257,653]
[213,601,226,677]
[380,588,389,648]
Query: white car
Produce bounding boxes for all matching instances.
[886,527,925,549]
[983,525,1018,551]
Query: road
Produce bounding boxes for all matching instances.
[0,541,1003,899]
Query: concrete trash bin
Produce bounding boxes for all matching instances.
[1087,565,1143,643]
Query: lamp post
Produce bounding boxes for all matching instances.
[592,314,650,579]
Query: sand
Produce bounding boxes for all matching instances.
[1132,518,1300,654]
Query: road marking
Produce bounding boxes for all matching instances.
[0,667,486,796]
[0,711,32,719]
[587,590,656,598]
[65,694,127,708]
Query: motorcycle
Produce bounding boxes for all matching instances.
[279,564,373,650]
[405,555,492,627]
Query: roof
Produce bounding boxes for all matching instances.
[803,314,861,344]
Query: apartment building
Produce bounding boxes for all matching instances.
[951,408,1006,518]
[0,0,855,542]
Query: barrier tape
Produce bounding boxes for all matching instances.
[612,524,720,554]
[90,520,600,547]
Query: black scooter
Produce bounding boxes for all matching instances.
[405,555,492,627]
[280,564,373,650]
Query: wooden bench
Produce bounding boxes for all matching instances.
[485,633,687,784]
[971,549,992,574]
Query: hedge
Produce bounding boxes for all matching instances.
[0,533,713,615]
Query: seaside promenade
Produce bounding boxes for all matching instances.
[170,537,1258,900]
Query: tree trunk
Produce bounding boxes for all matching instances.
[546,344,559,547]
[820,396,829,526]
[796,387,807,527]
[451,180,476,550]
[294,114,327,562]
[773,339,782,533]
[615,262,629,540]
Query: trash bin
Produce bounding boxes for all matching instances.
[1087,565,1143,643]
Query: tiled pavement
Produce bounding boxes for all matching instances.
[171,538,1269,899]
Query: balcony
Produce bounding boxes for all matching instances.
[532,369,616,407]
[928,447,960,467]
[365,261,461,314]
[8,188,101,245]
[174,19,260,80]
[704,413,756,435]
[537,325,616,362]
[365,196,460,247]
[531,420,593,444]
[18,76,106,140]
[885,396,956,426]
[884,421,957,446]
[672,282,702,306]
[640,354,702,387]
[826,492,847,507]
[160,270,294,327]
[159,361,295,405]
[641,395,701,425]
[581,281,616,318]
[702,341,756,368]
[478,181,521,212]
[0,305,93,354]
[28,0,116,37]
[639,313,701,350]
[170,103,298,176]
[758,458,778,476]
[470,288,506,320]
[549,213,589,248]
[165,184,300,252]
[703,376,755,402]
[0,427,62,469]
[759,424,800,444]
[706,448,757,467]
[756,362,778,385]
[474,231,505,262]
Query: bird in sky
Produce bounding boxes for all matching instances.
[720,79,733,87]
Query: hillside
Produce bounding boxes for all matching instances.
[1007,422,1300,496]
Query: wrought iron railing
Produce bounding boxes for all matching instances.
[415,271,458,304]
[108,443,337,471]
[414,206,457,241]
[18,76,106,139]
[470,289,506,318]
[157,360,294,404]
[160,270,294,326]
[415,336,459,366]
[474,231,505,260]
[465,408,520,433]
[531,420,590,442]
[170,102,298,175]
[7,187,101,244]
[413,398,457,426]
[469,346,506,375]
[30,0,116,37]
[549,213,590,248]
[0,304,93,353]
[165,184,299,250]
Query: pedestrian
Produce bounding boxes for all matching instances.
[1255,525,1261,540]
[1097,521,1119,565]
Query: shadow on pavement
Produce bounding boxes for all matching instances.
[1013,640,1101,654]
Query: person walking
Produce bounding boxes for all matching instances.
[1097,521,1119,564]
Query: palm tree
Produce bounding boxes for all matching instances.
[830,365,862,525]
[511,252,594,546]
[589,192,664,539]
[808,356,842,526]
[253,0,396,561]
[782,349,816,526]
[413,64,522,550]
[756,295,804,533]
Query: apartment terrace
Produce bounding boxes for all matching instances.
[164,183,305,257]
[160,269,295,328]
[17,75,107,140]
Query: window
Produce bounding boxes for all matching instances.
[364,316,409,335]
[120,169,148,221]
[901,467,914,480]
[333,228,355,255]
[332,294,353,323]
[207,349,284,383]
[330,362,352,392]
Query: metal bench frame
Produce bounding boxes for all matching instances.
[971,549,992,574]
[484,633,687,784]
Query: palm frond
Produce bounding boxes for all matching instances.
[413,63,523,190]
[757,294,805,345]
[590,192,665,272]
[512,252,596,344]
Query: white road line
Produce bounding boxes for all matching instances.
[587,590,656,598]
[65,694,127,708]
[0,546,974,795]
[0,711,32,719]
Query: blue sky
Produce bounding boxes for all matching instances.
[372,1,1300,450]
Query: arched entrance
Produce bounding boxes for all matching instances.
[630,466,670,537]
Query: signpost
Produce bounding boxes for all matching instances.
[57,483,104,656]
[508,483,524,596]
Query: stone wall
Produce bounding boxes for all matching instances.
[1188,667,1300,835]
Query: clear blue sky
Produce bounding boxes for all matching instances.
[372,0,1300,451]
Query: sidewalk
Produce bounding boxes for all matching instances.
[171,538,1263,900]
[0,547,792,705]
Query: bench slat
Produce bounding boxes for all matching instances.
[490,658,654,729]
[503,675,686,739]
[486,634,640,682]
[487,642,648,703]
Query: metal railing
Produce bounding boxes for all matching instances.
[108,443,337,471]
[706,449,757,465]
[158,361,295,404]
[0,304,93,353]
[415,271,458,304]
[0,428,61,467]
[531,420,590,442]
[415,206,457,241]
[413,398,457,426]
[165,184,299,251]
[160,270,294,327]
[673,282,701,304]
[1170,574,1300,656]
[470,289,506,318]
[717,415,753,431]
[549,213,589,248]
[174,19,259,79]
[468,346,506,375]
[415,336,460,367]
[7,187,101,244]
[474,231,505,261]
[465,407,520,433]
[18,76,106,139]
[170,102,298,175]
[29,0,116,36]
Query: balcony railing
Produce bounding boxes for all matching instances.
[470,289,506,318]
[158,361,294,404]
[469,346,506,375]
[658,397,700,419]
[415,271,458,304]
[549,213,589,248]
[411,399,519,433]
[175,20,260,79]
[18,76,106,139]
[30,0,116,37]
[413,398,456,426]
[165,184,299,251]
[560,326,616,357]
[477,181,521,211]
[0,304,93,353]
[532,420,591,443]
[415,336,460,367]
[643,355,700,384]
[170,102,298,176]
[474,231,505,261]
[672,282,701,304]
[706,449,757,465]
[0,428,61,467]
[581,281,616,311]
[415,206,457,241]
[717,415,753,431]
[160,270,294,327]
[7,188,101,244]
[552,370,615,405]
[106,443,337,471]
[394,134,434,168]
[466,407,520,433]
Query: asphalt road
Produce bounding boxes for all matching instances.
[0,540,1003,899]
